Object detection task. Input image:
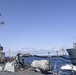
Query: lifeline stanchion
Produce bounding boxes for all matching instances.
[71,65,75,75]
[53,63,58,75]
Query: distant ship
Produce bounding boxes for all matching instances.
[66,43,76,65]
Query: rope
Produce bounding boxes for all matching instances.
[60,56,76,60]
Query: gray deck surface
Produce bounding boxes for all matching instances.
[0,63,53,75]
[0,68,53,75]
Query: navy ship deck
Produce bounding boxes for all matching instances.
[0,67,53,75]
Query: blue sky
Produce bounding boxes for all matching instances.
[0,0,76,55]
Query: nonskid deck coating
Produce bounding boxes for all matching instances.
[0,68,53,75]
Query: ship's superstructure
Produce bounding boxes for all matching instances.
[66,43,76,65]
[0,44,5,63]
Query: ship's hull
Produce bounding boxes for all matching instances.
[67,49,76,65]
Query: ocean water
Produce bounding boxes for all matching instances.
[20,56,76,75]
